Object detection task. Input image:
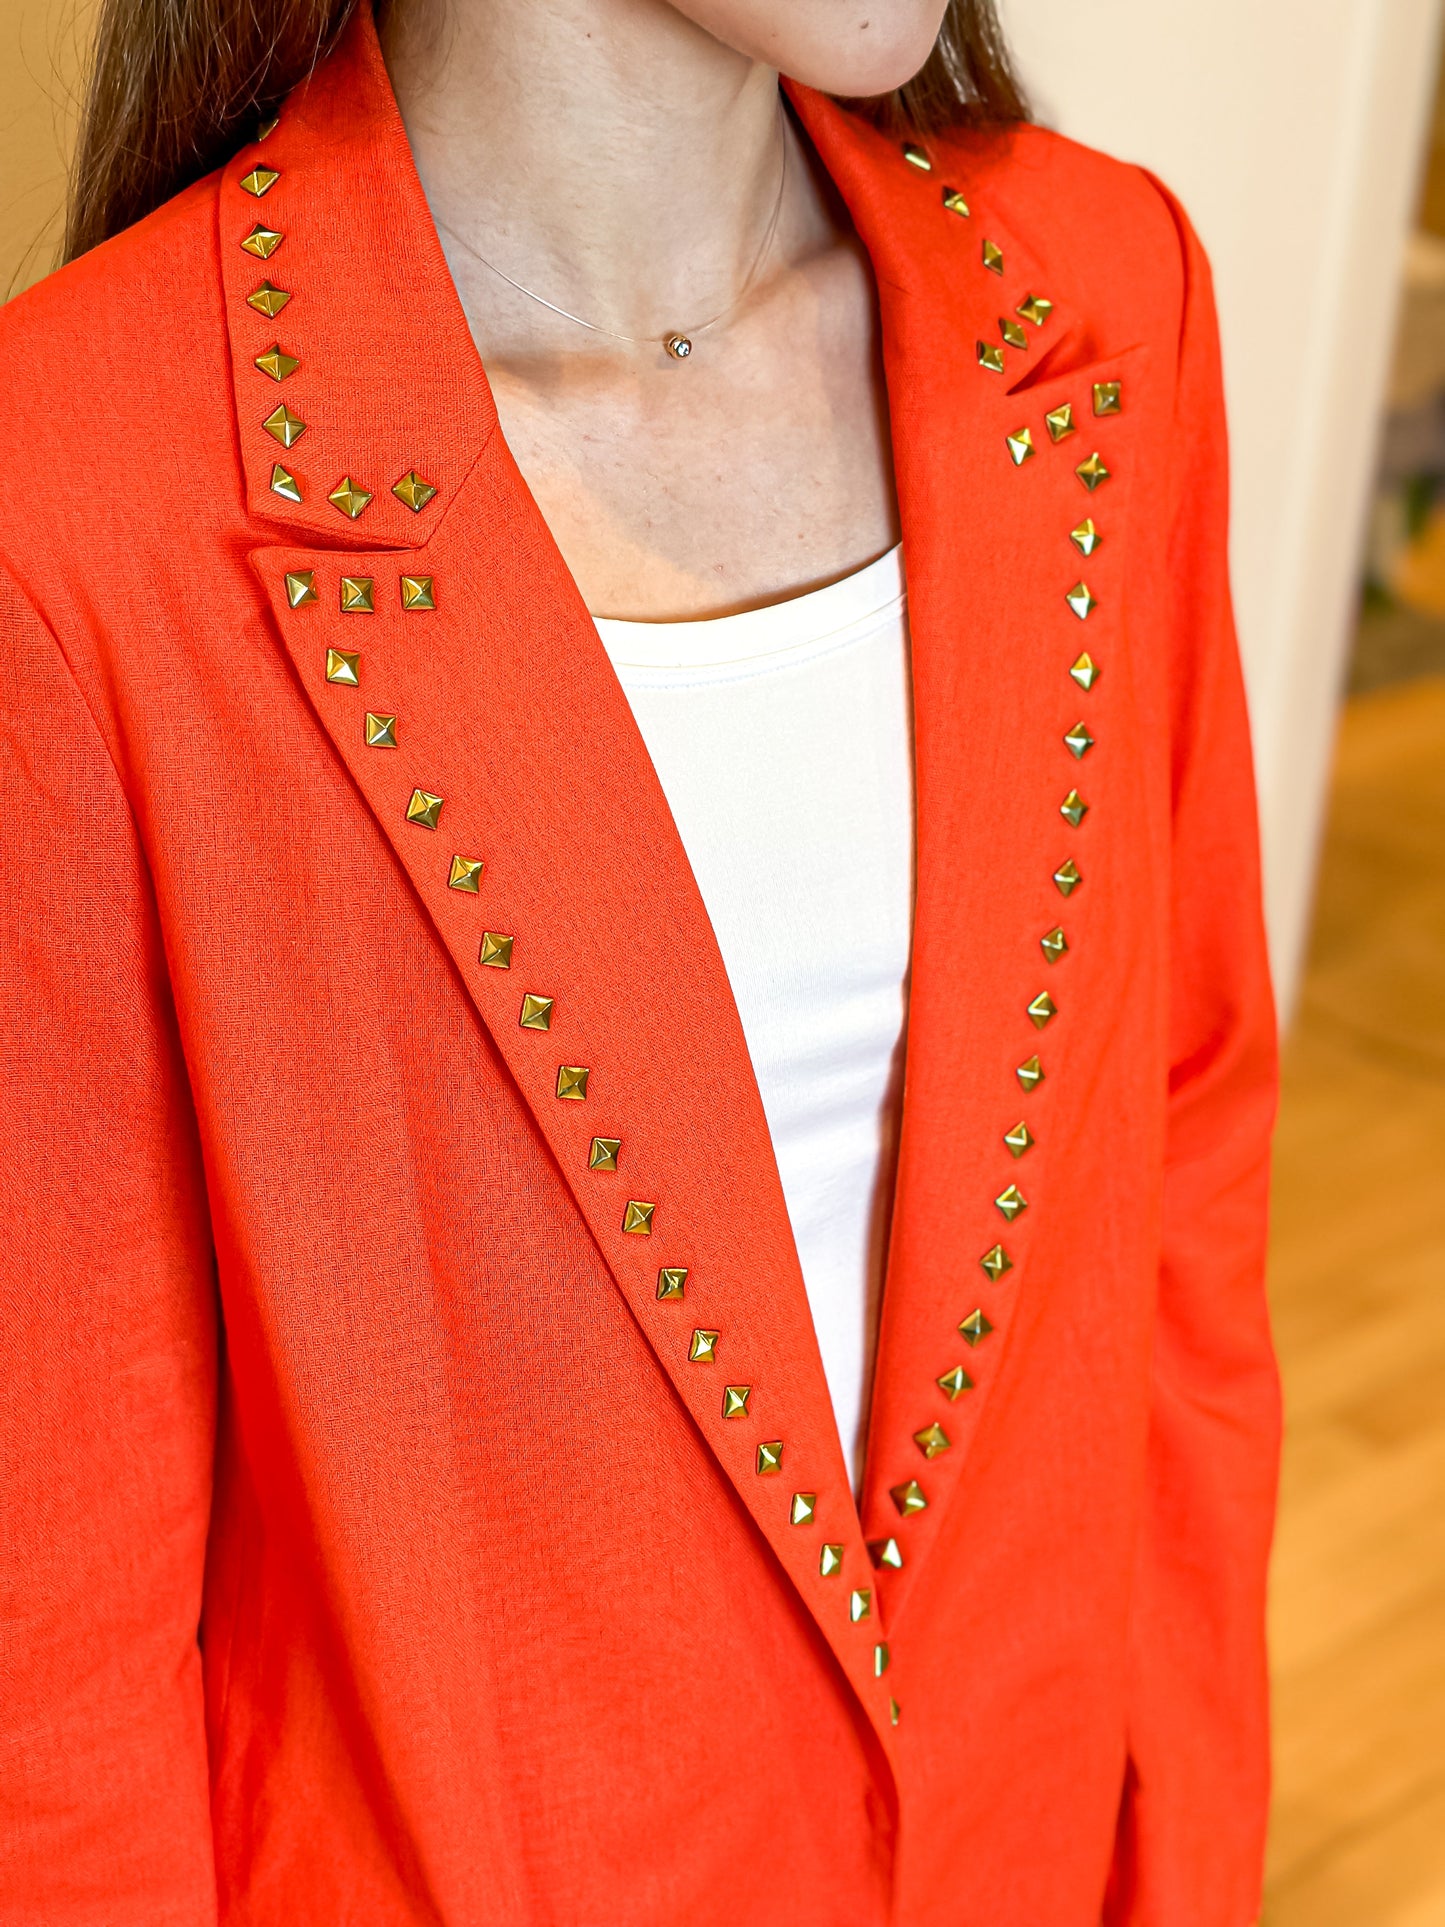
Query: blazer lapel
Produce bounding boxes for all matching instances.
[226,10,898,1751]
[790,92,1147,1622]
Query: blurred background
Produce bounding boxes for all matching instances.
[3,0,1443,1918]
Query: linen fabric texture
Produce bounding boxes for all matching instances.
[0,10,1280,1924]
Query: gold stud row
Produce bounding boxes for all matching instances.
[897,123,1125,1572]
[899,362,1121,1515]
[925,151,1044,365]
[287,571,435,614]
[263,462,440,518]
[311,598,671,1248]
[237,145,441,521]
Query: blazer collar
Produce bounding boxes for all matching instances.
[219,8,496,546]
[224,3,1139,1747]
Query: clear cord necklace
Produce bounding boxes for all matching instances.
[437,103,788,361]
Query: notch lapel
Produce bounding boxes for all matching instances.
[229,3,1148,1729]
[790,91,1148,1621]
[250,445,896,1743]
[218,3,495,546]
[228,15,898,1745]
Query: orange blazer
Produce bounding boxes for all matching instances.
[0,11,1280,1923]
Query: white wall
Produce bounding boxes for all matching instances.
[999,0,1445,1009]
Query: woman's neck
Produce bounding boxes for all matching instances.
[382,0,792,352]
[377,0,897,624]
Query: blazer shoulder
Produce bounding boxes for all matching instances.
[0,174,235,568]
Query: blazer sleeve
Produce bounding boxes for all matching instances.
[1105,192,1283,1927]
[0,569,219,1921]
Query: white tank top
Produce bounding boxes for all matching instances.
[594,545,914,1485]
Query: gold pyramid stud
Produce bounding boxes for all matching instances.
[1045,403,1076,443]
[959,1309,995,1348]
[246,280,291,318]
[392,470,439,512]
[1053,858,1083,897]
[942,186,970,217]
[254,343,298,381]
[980,1243,1013,1282]
[622,1199,655,1236]
[1006,427,1035,466]
[791,1491,817,1526]
[1060,788,1089,827]
[820,1542,844,1576]
[890,1479,927,1517]
[325,647,359,686]
[874,1642,890,1677]
[478,931,513,969]
[328,476,372,520]
[262,403,305,448]
[1016,1055,1044,1091]
[405,788,443,829]
[902,142,931,171]
[1040,926,1068,964]
[1070,519,1101,556]
[913,1421,952,1460]
[448,855,484,892]
[1093,380,1122,416]
[364,712,397,749]
[1027,991,1057,1028]
[239,165,280,198]
[936,1365,974,1401]
[657,1267,688,1300]
[1075,451,1111,492]
[890,1698,901,1727]
[1004,1120,1035,1158]
[867,1536,904,1569]
[519,993,553,1031]
[1064,722,1095,760]
[400,575,435,612]
[1065,582,1097,621]
[849,1588,872,1622]
[556,1064,590,1100]
[240,223,283,259]
[976,341,1006,373]
[256,112,279,141]
[589,1137,620,1172]
[284,569,316,608]
[982,238,1004,274]
[1000,317,1029,350]
[689,1329,719,1363]
[268,463,301,503]
[756,1440,784,1477]
[722,1384,751,1418]
[994,1183,1028,1222]
[340,575,374,613]
[1017,293,1053,326]
[1070,652,1099,690]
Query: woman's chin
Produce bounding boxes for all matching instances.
[678,0,949,97]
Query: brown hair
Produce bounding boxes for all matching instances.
[64,0,1028,265]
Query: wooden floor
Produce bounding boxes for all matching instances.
[1264,674,1445,1924]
